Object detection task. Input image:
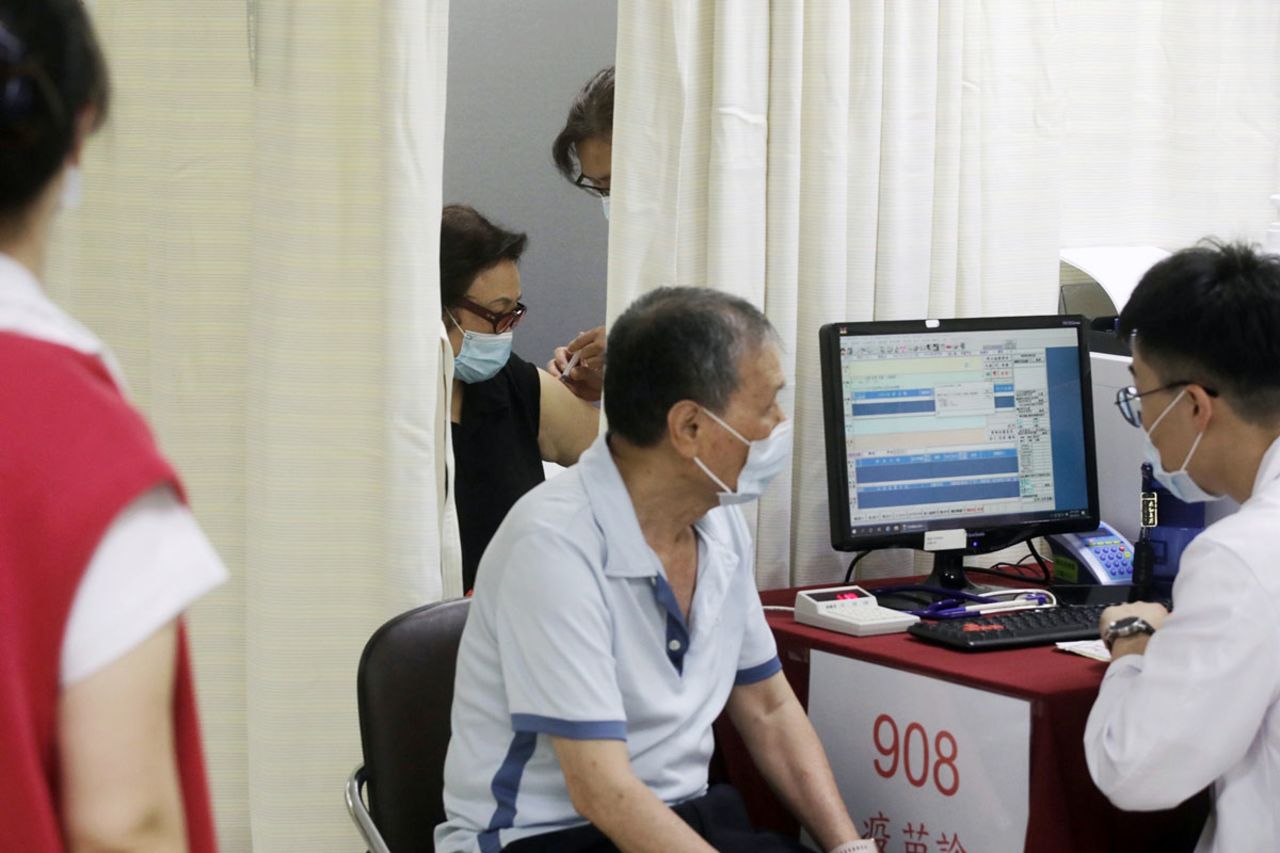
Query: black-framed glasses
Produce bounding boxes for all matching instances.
[1114,381,1218,429]
[573,174,610,197]
[453,296,527,333]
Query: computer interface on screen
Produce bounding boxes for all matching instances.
[836,326,1091,538]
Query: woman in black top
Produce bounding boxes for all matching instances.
[441,205,599,588]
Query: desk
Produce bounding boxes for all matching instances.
[717,584,1207,852]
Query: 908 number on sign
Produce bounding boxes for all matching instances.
[872,714,959,797]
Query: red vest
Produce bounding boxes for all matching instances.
[0,332,217,851]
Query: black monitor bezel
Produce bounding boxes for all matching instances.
[819,315,1100,555]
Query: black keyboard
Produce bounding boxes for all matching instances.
[907,604,1108,651]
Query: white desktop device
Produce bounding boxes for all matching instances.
[794,586,920,637]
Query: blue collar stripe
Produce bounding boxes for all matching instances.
[651,574,690,674]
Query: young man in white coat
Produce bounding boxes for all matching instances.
[1084,241,1280,853]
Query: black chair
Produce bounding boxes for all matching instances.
[346,598,471,853]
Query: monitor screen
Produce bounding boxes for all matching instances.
[819,316,1099,557]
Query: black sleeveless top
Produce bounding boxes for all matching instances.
[452,354,545,590]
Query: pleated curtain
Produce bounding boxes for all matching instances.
[45,1,458,848]
[610,0,1280,589]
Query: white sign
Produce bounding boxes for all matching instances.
[923,529,966,552]
[809,651,1031,852]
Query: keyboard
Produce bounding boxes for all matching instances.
[907,604,1108,651]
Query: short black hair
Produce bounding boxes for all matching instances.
[1119,240,1280,425]
[439,205,528,307]
[0,0,109,221]
[605,287,778,446]
[551,66,614,183]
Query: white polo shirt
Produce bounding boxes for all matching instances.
[435,434,781,853]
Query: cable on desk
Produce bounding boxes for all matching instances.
[1027,538,1052,583]
[963,540,1053,586]
[840,542,1052,587]
[843,551,868,584]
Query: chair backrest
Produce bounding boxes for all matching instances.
[357,598,471,853]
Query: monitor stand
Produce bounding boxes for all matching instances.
[921,550,991,595]
[861,549,995,613]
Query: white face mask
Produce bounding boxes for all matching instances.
[1141,388,1221,503]
[600,195,611,222]
[60,165,82,211]
[693,407,793,506]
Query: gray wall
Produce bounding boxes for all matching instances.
[443,2,616,367]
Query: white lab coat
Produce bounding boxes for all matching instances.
[1084,436,1280,853]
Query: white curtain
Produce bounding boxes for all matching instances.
[47,1,456,848]
[1057,1,1280,247]
[611,0,1280,588]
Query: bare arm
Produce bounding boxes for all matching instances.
[59,621,187,852]
[551,737,716,853]
[726,672,861,851]
[538,367,600,466]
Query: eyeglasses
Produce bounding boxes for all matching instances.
[1114,381,1218,429]
[453,296,527,333]
[573,174,610,197]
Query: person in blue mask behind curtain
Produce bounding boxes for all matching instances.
[1084,241,1280,853]
[437,287,871,853]
[441,204,599,589]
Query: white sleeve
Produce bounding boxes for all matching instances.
[1082,537,1280,810]
[735,594,781,684]
[60,486,229,686]
[721,507,779,683]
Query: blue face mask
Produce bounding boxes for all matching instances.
[1141,388,1222,503]
[448,311,512,384]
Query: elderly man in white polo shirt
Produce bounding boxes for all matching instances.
[436,288,870,853]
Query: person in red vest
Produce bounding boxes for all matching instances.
[0,2,225,850]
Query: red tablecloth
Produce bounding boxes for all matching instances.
[715,583,1208,852]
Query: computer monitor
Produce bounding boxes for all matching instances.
[819,315,1100,590]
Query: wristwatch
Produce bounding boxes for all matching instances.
[1102,615,1156,650]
